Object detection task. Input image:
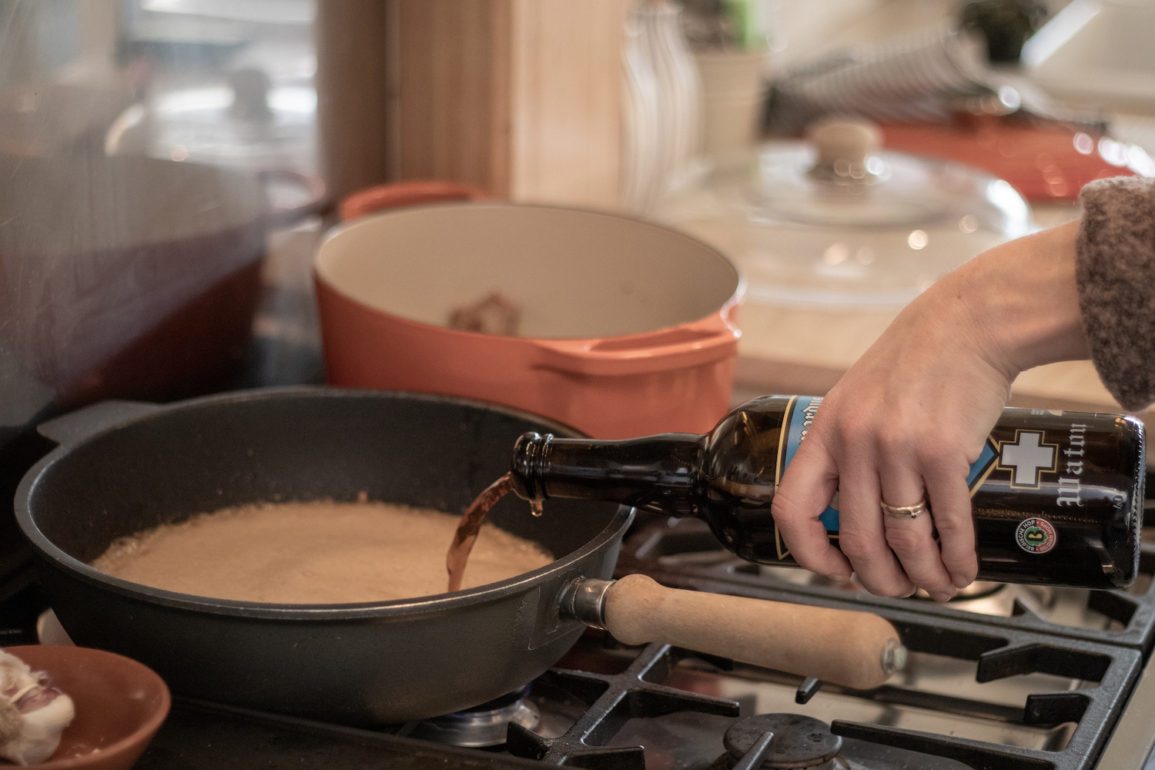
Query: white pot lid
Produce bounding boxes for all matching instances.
[652,118,1033,308]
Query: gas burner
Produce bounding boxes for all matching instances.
[407,687,540,748]
[719,714,847,770]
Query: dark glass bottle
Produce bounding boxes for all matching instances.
[509,395,1146,589]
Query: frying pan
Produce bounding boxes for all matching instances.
[15,388,903,725]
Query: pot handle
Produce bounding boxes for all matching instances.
[564,575,906,691]
[531,312,740,377]
[37,401,162,446]
[338,181,489,222]
[259,169,331,228]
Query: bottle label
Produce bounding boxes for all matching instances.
[773,396,1010,558]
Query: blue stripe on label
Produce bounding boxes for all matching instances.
[781,397,1001,534]
[782,397,840,531]
[968,440,998,489]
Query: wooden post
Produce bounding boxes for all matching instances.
[385,0,628,208]
[315,0,394,206]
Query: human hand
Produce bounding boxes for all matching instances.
[771,222,1088,599]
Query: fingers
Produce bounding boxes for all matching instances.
[877,457,956,602]
[772,438,852,581]
[774,393,984,599]
[924,455,979,589]
[836,449,913,597]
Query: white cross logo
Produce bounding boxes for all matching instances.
[998,431,1057,487]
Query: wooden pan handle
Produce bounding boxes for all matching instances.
[600,575,905,690]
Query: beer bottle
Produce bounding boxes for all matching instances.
[509,396,1146,589]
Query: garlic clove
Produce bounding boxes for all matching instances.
[0,650,76,766]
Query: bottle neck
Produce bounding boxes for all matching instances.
[510,432,706,517]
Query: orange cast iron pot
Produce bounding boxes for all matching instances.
[314,182,744,438]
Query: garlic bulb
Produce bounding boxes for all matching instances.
[0,650,75,766]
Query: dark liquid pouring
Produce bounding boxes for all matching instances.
[447,474,546,592]
[447,473,511,592]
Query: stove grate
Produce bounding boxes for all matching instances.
[507,642,739,769]
[561,564,1144,770]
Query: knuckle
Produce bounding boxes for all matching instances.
[884,526,924,554]
[876,426,910,458]
[948,452,973,477]
[787,550,814,569]
[913,436,946,467]
[771,489,802,521]
[942,550,978,575]
[858,574,912,597]
[901,568,952,595]
[933,513,973,540]
[928,446,972,480]
[790,550,824,574]
[834,413,870,445]
[837,533,882,562]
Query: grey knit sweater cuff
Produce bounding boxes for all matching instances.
[1077,177,1155,412]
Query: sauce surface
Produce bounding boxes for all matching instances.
[91,501,553,603]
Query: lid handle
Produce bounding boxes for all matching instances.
[807,117,887,184]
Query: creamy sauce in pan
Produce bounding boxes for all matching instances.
[90,501,553,603]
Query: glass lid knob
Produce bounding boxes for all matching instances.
[806,117,888,185]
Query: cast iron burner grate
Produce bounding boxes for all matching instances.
[506,642,739,767]
[620,516,1155,654]
[501,599,1139,770]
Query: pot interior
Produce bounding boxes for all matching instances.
[314,203,741,339]
[22,390,624,598]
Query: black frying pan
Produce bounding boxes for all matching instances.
[15,388,902,725]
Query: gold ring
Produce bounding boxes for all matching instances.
[881,499,928,519]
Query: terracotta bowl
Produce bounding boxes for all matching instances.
[3,645,170,769]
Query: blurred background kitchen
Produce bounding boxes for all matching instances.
[7,3,1155,766]
[2,0,1154,483]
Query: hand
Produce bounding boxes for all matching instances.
[771,222,1089,599]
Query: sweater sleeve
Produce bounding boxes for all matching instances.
[1076,176,1155,412]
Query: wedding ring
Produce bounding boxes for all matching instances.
[881,499,928,519]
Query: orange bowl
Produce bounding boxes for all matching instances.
[3,645,170,770]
